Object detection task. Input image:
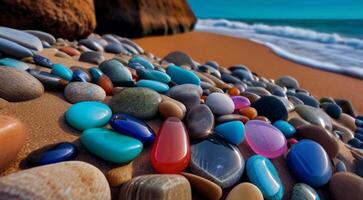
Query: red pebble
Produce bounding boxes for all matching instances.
[98,75,114,95]
[59,47,80,56]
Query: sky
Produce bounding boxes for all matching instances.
[187,0,363,19]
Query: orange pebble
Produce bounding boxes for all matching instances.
[240,116,250,124]
[228,87,241,96]
[201,95,208,101]
[239,107,258,119]
[254,116,271,123]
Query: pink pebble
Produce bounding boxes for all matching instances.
[231,96,250,110]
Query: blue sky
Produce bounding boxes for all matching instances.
[187,0,363,19]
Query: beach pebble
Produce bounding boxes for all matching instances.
[215,121,245,145]
[27,69,69,91]
[55,51,72,58]
[51,63,73,81]
[239,107,258,119]
[167,86,201,110]
[129,56,154,70]
[287,139,332,187]
[33,54,53,68]
[222,74,242,84]
[190,135,245,188]
[356,159,363,177]
[64,82,106,103]
[0,38,33,58]
[79,51,105,64]
[166,65,201,85]
[163,51,196,68]
[0,26,42,51]
[293,93,319,108]
[25,30,56,45]
[104,43,128,54]
[119,174,192,200]
[295,104,332,130]
[0,67,44,101]
[158,100,186,120]
[109,113,155,144]
[321,103,342,119]
[251,96,288,122]
[79,39,104,51]
[206,92,235,115]
[65,101,112,131]
[59,46,80,56]
[81,128,143,163]
[336,113,357,132]
[186,104,214,139]
[151,117,190,173]
[245,120,287,158]
[0,161,111,200]
[329,172,363,200]
[335,98,356,117]
[335,159,347,172]
[231,69,253,81]
[0,57,29,70]
[275,75,299,89]
[226,183,263,200]
[136,79,169,93]
[137,68,171,83]
[106,162,133,187]
[231,96,250,110]
[246,155,283,200]
[110,87,161,119]
[273,120,296,138]
[181,172,222,200]
[216,114,245,124]
[291,183,320,200]
[241,91,260,103]
[99,59,132,85]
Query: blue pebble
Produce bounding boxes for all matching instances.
[51,64,73,81]
[33,54,53,68]
[128,62,145,70]
[355,133,363,141]
[294,93,319,108]
[137,69,171,83]
[136,79,169,93]
[355,119,363,127]
[166,64,201,85]
[109,114,155,144]
[357,115,363,121]
[0,58,29,70]
[214,120,245,145]
[72,69,91,82]
[129,56,154,70]
[273,120,296,138]
[323,103,342,119]
[0,38,33,58]
[231,69,253,81]
[37,142,77,166]
[89,67,104,82]
[356,127,363,134]
[348,138,362,148]
[335,160,347,172]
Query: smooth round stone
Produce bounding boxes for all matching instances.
[273,120,296,138]
[294,93,319,108]
[158,100,185,120]
[190,135,245,188]
[72,69,91,82]
[245,120,287,158]
[206,93,235,115]
[215,121,245,145]
[65,101,112,131]
[79,51,105,64]
[355,133,363,142]
[355,118,363,127]
[287,139,332,187]
[295,105,333,131]
[226,183,263,200]
[122,43,139,55]
[322,103,342,119]
[151,117,190,173]
[335,99,356,117]
[241,91,260,103]
[251,96,288,122]
[231,69,253,81]
[217,114,245,124]
[136,79,169,93]
[239,107,258,119]
[99,59,132,85]
[181,172,222,200]
[335,160,347,172]
[186,104,214,139]
[129,56,154,70]
[337,113,357,132]
[348,138,362,148]
[27,69,68,91]
[59,47,80,56]
[275,75,299,89]
[246,86,271,96]
[25,30,56,45]
[106,162,132,187]
[166,65,201,85]
[79,39,104,51]
[33,54,53,68]
[0,27,42,51]
[51,63,73,81]
[137,69,171,83]
[109,114,155,144]
[0,38,33,58]
[163,51,196,68]
[231,96,251,110]
[110,87,161,119]
[27,142,78,166]
[329,172,363,200]
[168,84,203,96]
[0,58,29,70]
[89,67,104,82]
[246,155,283,200]
[221,74,242,84]
[119,38,144,54]
[167,87,201,110]
[104,43,128,54]
[64,82,106,103]
[97,76,114,95]
[291,183,320,200]
[55,51,71,58]
[0,67,44,102]
[81,128,142,163]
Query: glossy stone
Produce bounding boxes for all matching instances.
[104,43,128,54]
[79,39,104,51]
[64,82,106,103]
[190,135,245,188]
[287,139,332,187]
[0,38,33,58]
[27,142,77,166]
[166,64,201,85]
[321,103,342,119]
[275,75,299,89]
[65,101,112,131]
[137,69,171,83]
[295,105,332,130]
[0,58,29,70]
[216,114,245,124]
[27,69,68,91]
[163,51,196,69]
[293,93,319,108]
[167,84,202,109]
[81,128,143,163]
[329,172,363,200]
[89,67,104,82]
[231,96,250,110]
[291,183,320,200]
[232,69,253,81]
[206,93,235,115]
[245,120,287,158]
[151,117,190,173]
[335,99,356,117]
[226,183,264,200]
[25,30,56,45]
[239,107,258,119]
[129,56,154,70]
[99,59,132,86]
[186,104,214,139]
[51,63,73,81]
[158,100,186,120]
[0,27,42,51]
[335,160,347,172]
[215,121,245,145]
[246,155,283,200]
[181,172,222,200]
[251,96,288,122]
[59,47,80,56]
[136,79,169,93]
[106,162,133,187]
[79,51,105,64]
[33,54,53,68]
[72,68,91,82]
[273,120,296,138]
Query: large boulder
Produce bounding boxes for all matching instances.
[94,0,196,37]
[0,0,96,39]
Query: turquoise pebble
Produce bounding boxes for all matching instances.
[129,56,154,70]
[81,128,143,163]
[89,67,103,82]
[214,120,245,145]
[166,64,201,85]
[51,63,73,81]
[247,155,284,200]
[137,69,171,83]
[273,120,296,138]
[136,79,169,93]
[0,58,29,70]
[65,101,112,131]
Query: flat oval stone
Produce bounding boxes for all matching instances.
[190,135,245,188]
[119,175,192,200]
[322,103,342,119]
[104,43,128,54]
[137,69,171,83]
[164,51,196,68]
[106,162,133,187]
[239,107,258,119]
[335,160,347,172]
[33,54,53,68]
[0,58,29,70]
[216,114,245,124]
[245,120,287,158]
[232,69,253,81]
[181,172,222,200]
[275,75,299,89]
[329,172,363,200]
[231,96,251,110]
[168,84,202,101]
[215,121,245,145]
[27,69,68,91]
[64,82,106,103]
[0,67,44,101]
[79,39,104,51]
[110,87,161,119]
[251,96,288,122]
[79,51,105,64]
[55,51,71,58]
[51,63,73,81]
[206,93,235,115]
[110,114,155,144]
[291,183,320,200]
[294,93,319,108]
[65,101,112,131]
[295,105,332,131]
[72,69,91,82]
[97,75,114,95]
[166,65,201,85]
[246,155,283,200]
[59,47,80,56]
[226,182,264,200]
[186,104,214,139]
[158,100,185,120]
[0,38,33,58]
[99,59,132,86]
[273,120,296,138]
[136,79,169,93]
[81,128,143,163]
[0,27,42,51]
[129,56,154,70]
[287,139,332,187]
[151,117,190,173]
[25,30,56,45]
